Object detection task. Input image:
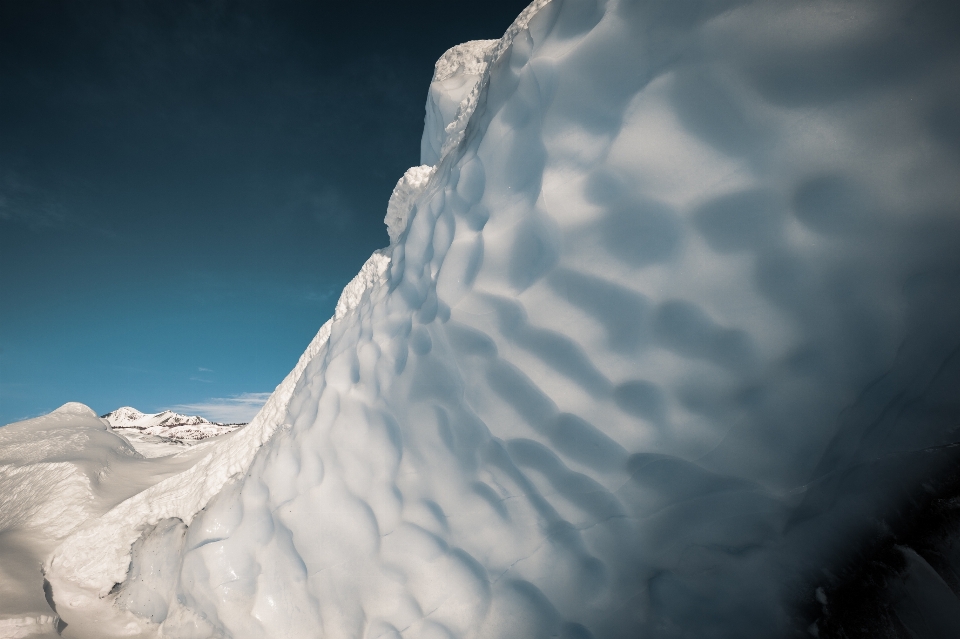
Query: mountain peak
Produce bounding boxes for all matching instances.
[101,406,243,445]
[101,406,144,422]
[101,407,225,429]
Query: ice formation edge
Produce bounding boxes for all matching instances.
[44,0,960,636]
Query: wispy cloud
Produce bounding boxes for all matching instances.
[303,287,337,304]
[170,392,270,424]
[198,367,214,372]
[0,171,69,229]
[283,179,356,232]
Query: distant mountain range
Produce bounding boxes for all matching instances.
[101,406,244,441]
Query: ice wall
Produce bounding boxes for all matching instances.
[50,0,960,637]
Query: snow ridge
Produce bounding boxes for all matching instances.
[44,250,393,610]
[385,165,435,244]
[43,0,545,622]
[0,615,58,638]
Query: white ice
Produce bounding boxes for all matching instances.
[8,0,960,637]
[0,404,214,637]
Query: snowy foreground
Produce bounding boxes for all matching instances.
[5,0,960,636]
[0,404,221,638]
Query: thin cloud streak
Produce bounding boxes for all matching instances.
[0,171,69,230]
[170,392,270,424]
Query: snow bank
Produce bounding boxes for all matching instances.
[0,615,58,639]
[0,403,211,637]
[48,0,960,636]
[0,403,133,541]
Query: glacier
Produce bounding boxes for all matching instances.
[30,0,960,637]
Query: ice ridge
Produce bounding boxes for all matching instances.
[44,251,391,617]
[46,0,960,637]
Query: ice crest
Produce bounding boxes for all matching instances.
[51,402,98,418]
[334,248,392,320]
[384,166,435,244]
[421,40,497,167]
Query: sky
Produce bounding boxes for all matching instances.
[0,0,532,425]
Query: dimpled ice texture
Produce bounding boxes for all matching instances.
[46,0,960,637]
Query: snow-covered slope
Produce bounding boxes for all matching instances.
[0,403,211,638]
[45,0,960,637]
[42,251,393,638]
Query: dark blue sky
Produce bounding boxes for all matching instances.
[0,0,530,424]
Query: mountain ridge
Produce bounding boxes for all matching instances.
[101,406,244,442]
[101,406,246,428]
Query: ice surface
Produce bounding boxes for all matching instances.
[41,0,960,636]
[385,166,436,245]
[0,403,211,637]
[420,39,497,167]
[40,251,391,637]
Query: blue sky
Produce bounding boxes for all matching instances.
[0,0,530,424]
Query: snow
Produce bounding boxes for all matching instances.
[102,407,225,430]
[0,403,211,638]
[420,40,497,167]
[39,248,392,637]
[0,616,58,639]
[9,0,960,637]
[385,166,436,244]
[101,407,244,458]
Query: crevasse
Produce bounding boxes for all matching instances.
[47,0,960,636]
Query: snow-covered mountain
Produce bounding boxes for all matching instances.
[101,407,243,440]
[102,407,212,428]
[36,1,960,638]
